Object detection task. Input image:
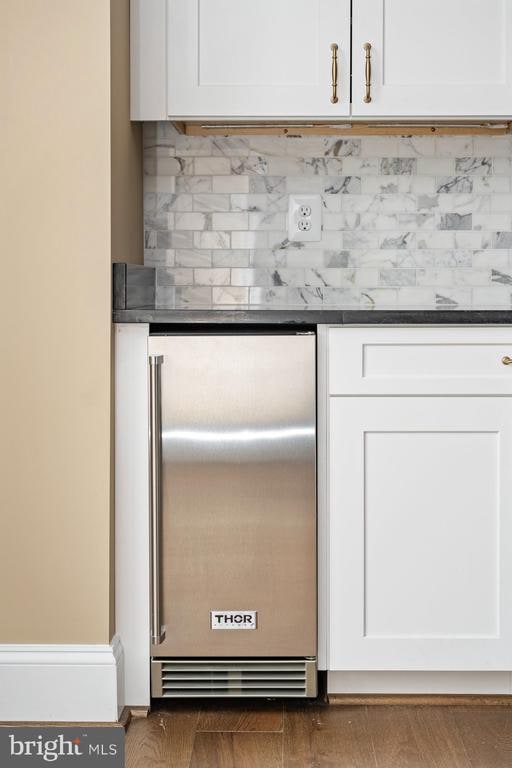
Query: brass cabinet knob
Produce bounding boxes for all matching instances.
[502,356,512,365]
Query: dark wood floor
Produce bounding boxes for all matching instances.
[125,700,512,768]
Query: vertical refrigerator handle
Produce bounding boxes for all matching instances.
[149,354,165,645]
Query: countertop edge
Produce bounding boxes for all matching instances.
[113,309,512,325]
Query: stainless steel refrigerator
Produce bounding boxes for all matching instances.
[148,331,317,698]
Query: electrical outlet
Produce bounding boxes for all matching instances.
[288,195,321,242]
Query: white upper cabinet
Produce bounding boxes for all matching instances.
[132,0,512,120]
[169,0,351,119]
[132,0,351,120]
[352,0,512,118]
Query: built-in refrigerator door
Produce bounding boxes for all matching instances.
[148,332,316,659]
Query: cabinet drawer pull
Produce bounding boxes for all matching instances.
[363,42,372,103]
[330,43,339,104]
[502,356,512,366]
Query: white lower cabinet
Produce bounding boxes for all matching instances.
[328,328,512,673]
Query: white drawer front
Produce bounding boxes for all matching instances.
[329,327,512,395]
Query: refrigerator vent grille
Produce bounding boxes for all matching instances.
[152,658,317,698]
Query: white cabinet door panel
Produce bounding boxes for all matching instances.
[352,0,512,117]
[329,396,512,670]
[168,0,351,118]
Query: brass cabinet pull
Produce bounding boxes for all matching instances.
[502,356,512,365]
[330,43,339,104]
[363,42,372,103]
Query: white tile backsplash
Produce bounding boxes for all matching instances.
[145,124,512,308]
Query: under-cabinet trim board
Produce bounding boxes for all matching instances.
[181,121,512,136]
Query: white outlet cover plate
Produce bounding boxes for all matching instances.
[288,194,322,242]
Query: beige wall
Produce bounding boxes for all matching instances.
[111,0,143,265]
[0,0,113,644]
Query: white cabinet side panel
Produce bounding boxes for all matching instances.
[115,324,150,706]
[316,325,329,670]
[130,0,167,120]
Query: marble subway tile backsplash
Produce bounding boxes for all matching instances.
[144,123,512,308]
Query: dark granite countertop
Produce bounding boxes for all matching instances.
[113,308,512,325]
[113,264,512,326]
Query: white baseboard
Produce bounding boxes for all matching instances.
[328,671,512,695]
[0,635,124,722]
